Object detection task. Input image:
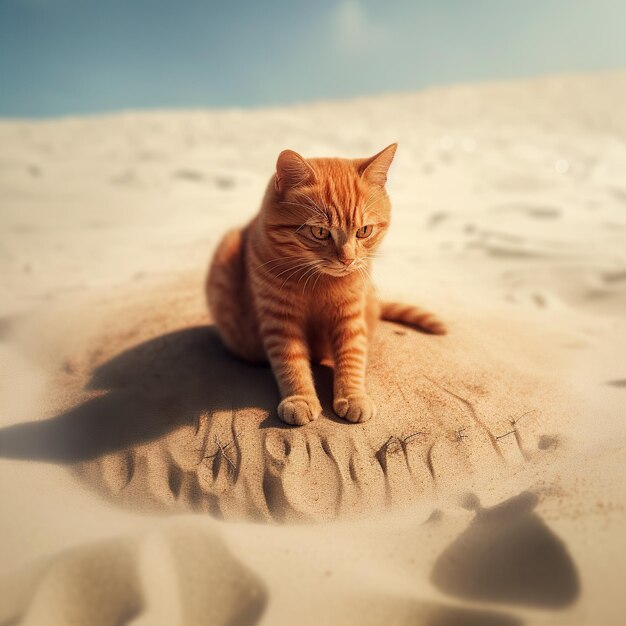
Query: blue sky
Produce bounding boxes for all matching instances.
[1,0,625,117]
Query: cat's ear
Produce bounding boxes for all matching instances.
[275,150,316,192]
[358,143,398,186]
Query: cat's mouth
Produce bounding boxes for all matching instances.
[323,264,359,277]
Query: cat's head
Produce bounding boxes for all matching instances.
[264,144,397,278]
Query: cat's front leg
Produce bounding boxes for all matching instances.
[261,320,322,426]
[330,314,376,423]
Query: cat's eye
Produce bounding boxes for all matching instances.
[311,226,330,240]
[356,225,373,239]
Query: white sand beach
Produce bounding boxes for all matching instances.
[0,72,625,625]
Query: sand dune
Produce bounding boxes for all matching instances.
[1,72,625,624]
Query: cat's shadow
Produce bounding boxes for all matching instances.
[0,325,339,465]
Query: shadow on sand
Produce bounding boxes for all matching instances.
[431,491,580,609]
[0,326,303,464]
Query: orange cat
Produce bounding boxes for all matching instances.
[206,144,445,426]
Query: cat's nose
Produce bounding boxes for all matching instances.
[337,242,356,266]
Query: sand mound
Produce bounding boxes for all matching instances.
[0,276,570,522]
[0,519,266,626]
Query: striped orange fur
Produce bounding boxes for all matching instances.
[380,301,447,335]
[206,144,446,426]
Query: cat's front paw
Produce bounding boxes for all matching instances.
[277,395,322,426]
[333,393,376,423]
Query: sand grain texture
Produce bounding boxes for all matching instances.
[1,72,625,625]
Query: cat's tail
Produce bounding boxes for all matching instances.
[380,301,447,335]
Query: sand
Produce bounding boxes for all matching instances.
[1,72,625,625]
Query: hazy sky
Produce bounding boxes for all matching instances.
[1,0,625,117]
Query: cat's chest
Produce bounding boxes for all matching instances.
[305,300,333,329]
[305,290,362,325]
